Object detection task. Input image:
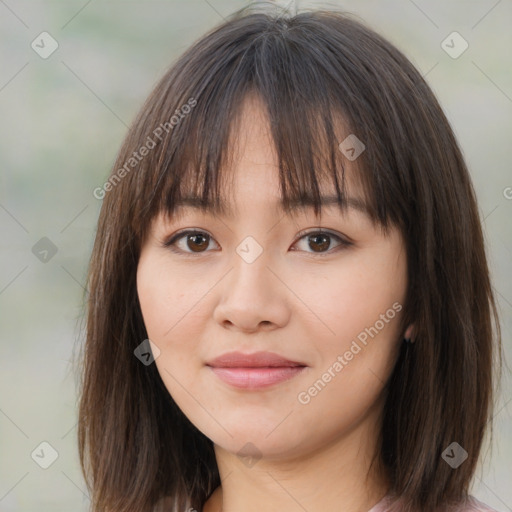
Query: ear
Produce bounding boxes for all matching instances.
[404,324,415,342]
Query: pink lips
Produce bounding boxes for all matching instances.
[206,351,307,390]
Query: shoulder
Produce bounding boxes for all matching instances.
[450,495,501,512]
[369,494,501,512]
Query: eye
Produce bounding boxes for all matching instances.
[163,229,219,255]
[292,229,352,256]
[163,229,352,256]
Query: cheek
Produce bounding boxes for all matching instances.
[291,245,407,418]
[291,266,405,442]
[136,255,210,415]
[293,249,406,351]
[136,255,210,343]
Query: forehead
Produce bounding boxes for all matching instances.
[170,95,368,220]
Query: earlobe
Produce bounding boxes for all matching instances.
[404,324,415,343]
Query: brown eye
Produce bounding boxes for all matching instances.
[164,230,218,255]
[186,233,210,252]
[307,233,331,252]
[292,230,351,256]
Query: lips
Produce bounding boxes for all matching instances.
[206,351,306,368]
[206,351,308,390]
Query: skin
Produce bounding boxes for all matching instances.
[137,95,414,512]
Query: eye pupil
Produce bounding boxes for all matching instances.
[188,233,209,252]
[309,234,330,252]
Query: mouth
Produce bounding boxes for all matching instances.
[205,351,308,390]
[207,366,307,389]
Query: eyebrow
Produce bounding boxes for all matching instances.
[172,194,371,219]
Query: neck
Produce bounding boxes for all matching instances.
[202,410,389,512]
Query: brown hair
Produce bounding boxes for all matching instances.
[76,4,502,511]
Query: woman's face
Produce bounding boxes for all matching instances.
[136,96,408,462]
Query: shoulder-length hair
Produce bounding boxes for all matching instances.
[76,4,502,512]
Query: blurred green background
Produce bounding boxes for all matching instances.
[0,1,511,511]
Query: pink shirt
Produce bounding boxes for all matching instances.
[368,494,499,511]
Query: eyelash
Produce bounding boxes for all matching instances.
[162,228,353,257]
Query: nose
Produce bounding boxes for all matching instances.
[212,242,291,333]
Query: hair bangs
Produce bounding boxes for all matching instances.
[133,13,402,241]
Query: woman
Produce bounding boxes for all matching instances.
[78,4,502,511]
